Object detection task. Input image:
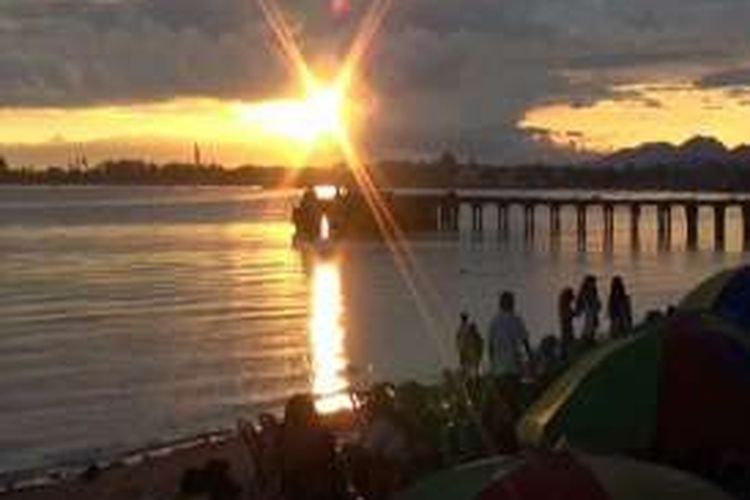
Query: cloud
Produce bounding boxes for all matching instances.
[0,2,288,107]
[698,67,750,88]
[1,0,750,163]
[359,0,750,161]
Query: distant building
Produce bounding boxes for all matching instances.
[438,150,458,168]
[193,143,202,166]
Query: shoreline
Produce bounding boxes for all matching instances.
[0,427,236,496]
[2,182,750,196]
[0,404,358,499]
[0,430,254,500]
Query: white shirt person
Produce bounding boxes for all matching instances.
[487,292,533,378]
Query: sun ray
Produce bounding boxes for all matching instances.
[257,0,453,354]
[256,2,491,446]
[256,0,316,93]
[258,0,455,371]
[337,127,495,451]
[336,0,393,93]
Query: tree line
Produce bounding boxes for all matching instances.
[2,155,750,192]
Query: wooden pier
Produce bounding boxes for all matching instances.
[299,190,750,250]
[390,191,750,250]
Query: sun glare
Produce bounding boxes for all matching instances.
[310,258,351,413]
[314,184,339,200]
[237,82,349,151]
[306,85,347,141]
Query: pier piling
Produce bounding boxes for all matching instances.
[576,204,587,251]
[630,204,641,250]
[549,203,561,236]
[603,203,615,249]
[657,203,672,250]
[714,204,726,250]
[497,203,509,239]
[471,203,483,232]
[524,203,535,241]
[685,203,699,250]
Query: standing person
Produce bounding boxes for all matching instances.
[575,275,601,345]
[608,276,633,338]
[558,287,576,361]
[455,311,470,367]
[487,292,533,418]
[456,313,484,382]
[299,187,322,239]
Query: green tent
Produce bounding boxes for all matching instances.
[517,330,662,453]
[517,312,750,455]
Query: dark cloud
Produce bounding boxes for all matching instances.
[564,48,731,71]
[1,0,750,163]
[698,67,750,88]
[361,0,750,161]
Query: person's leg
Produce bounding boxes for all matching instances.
[493,375,521,418]
[486,375,520,452]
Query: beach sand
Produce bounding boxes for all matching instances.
[1,435,257,500]
[1,410,357,500]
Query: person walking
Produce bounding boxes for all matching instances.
[487,292,533,418]
[558,287,576,361]
[608,276,633,338]
[456,313,484,382]
[575,275,601,345]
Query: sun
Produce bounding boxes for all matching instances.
[245,0,390,167]
[237,81,350,152]
[302,83,348,144]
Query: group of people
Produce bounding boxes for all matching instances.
[456,275,634,385]
[558,275,634,355]
[236,390,422,500]
[236,394,347,500]
[202,275,635,500]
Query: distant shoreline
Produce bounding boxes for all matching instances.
[1,182,750,196]
[3,160,750,192]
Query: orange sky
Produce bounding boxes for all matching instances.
[522,83,750,153]
[1,82,748,166]
[0,95,353,167]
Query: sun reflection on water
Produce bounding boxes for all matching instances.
[309,256,351,413]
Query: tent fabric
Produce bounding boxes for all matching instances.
[517,330,662,453]
[396,451,734,500]
[477,451,607,500]
[657,316,750,455]
[578,453,734,500]
[393,456,520,500]
[715,266,750,332]
[516,337,641,448]
[680,266,750,332]
[680,269,735,311]
[517,313,750,456]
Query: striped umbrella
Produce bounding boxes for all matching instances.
[680,265,750,332]
[395,451,732,500]
[517,313,750,457]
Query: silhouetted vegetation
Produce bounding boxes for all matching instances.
[0,159,351,189]
[3,135,750,192]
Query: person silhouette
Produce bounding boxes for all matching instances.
[558,287,576,360]
[608,276,633,338]
[456,313,484,381]
[487,292,533,418]
[575,275,601,345]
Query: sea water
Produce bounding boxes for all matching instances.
[0,185,746,473]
